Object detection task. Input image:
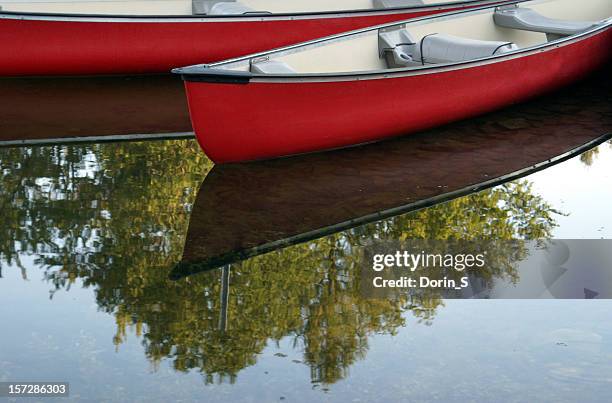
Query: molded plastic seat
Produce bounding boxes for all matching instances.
[419,33,519,64]
[209,2,255,14]
[379,28,419,68]
[494,7,596,36]
[250,60,295,74]
[192,0,263,15]
[373,0,424,9]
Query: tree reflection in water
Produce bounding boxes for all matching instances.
[0,139,559,385]
[580,139,612,166]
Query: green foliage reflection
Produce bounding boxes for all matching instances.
[0,140,559,385]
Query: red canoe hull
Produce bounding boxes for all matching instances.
[184,27,612,163]
[0,1,504,76]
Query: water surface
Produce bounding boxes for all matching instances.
[0,137,611,402]
[0,72,611,402]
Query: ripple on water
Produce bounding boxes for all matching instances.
[542,328,611,386]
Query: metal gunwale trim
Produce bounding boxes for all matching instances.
[0,131,194,148]
[178,68,253,83]
[0,0,504,22]
[170,131,612,278]
[178,18,611,84]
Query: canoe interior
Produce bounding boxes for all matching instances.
[0,0,474,16]
[207,0,612,74]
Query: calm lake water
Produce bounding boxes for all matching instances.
[1,72,611,402]
[0,137,611,402]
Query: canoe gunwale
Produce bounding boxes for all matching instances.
[177,20,612,83]
[0,0,503,21]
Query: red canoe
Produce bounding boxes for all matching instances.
[175,0,612,163]
[0,0,506,76]
[172,67,612,274]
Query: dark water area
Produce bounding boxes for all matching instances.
[0,70,611,401]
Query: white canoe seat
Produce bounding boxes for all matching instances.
[494,7,597,38]
[193,0,269,15]
[378,27,420,68]
[419,33,518,64]
[250,60,295,74]
[209,2,255,14]
[373,0,424,9]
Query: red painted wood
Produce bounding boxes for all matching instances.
[184,28,612,163]
[0,1,503,76]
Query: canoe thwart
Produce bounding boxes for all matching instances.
[494,6,598,40]
[250,58,296,74]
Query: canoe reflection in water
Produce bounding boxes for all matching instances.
[0,75,191,144]
[173,68,612,279]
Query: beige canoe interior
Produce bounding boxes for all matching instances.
[0,0,478,16]
[206,0,611,75]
